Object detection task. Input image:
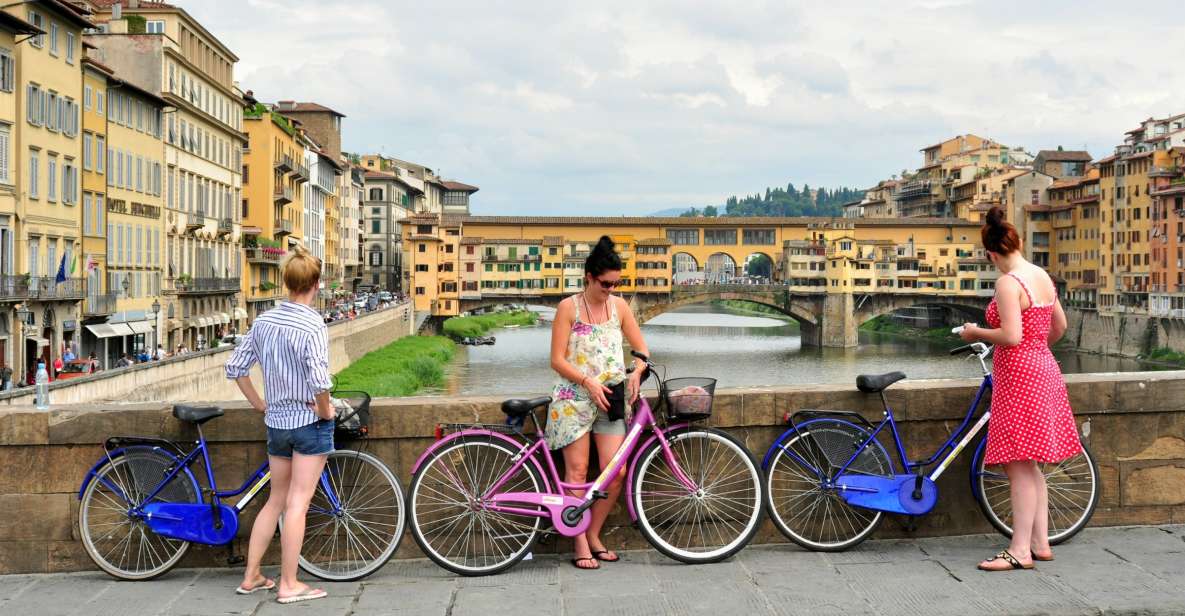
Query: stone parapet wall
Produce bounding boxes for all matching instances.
[0,302,414,406]
[2,370,1183,575]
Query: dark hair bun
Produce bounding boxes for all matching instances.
[585,235,623,277]
[986,206,1006,228]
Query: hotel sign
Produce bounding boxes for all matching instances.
[107,199,162,219]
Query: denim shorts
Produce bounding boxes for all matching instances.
[266,419,335,458]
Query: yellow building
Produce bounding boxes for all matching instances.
[1045,170,1101,308]
[81,57,110,337]
[610,234,637,292]
[541,236,564,296]
[635,238,672,292]
[1098,146,1171,312]
[11,0,92,378]
[240,100,305,320]
[88,1,245,351]
[0,12,45,378]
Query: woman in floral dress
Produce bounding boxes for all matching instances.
[547,236,650,570]
[959,206,1083,572]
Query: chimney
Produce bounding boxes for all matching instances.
[128,0,140,8]
[112,3,122,19]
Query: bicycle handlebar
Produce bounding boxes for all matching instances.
[949,345,973,355]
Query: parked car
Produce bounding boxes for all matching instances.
[221,334,245,346]
[57,360,98,381]
[378,291,393,302]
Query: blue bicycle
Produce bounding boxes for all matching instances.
[77,393,405,580]
[762,342,1099,551]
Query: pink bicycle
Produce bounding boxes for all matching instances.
[407,351,764,576]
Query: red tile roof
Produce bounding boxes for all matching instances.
[275,101,345,118]
[441,180,479,192]
[1037,150,1092,162]
[88,1,176,7]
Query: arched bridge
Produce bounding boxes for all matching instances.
[459,284,989,347]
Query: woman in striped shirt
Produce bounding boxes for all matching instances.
[226,247,335,605]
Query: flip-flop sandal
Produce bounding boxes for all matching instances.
[978,549,1034,571]
[570,557,600,570]
[235,577,276,595]
[592,550,619,562]
[276,588,327,604]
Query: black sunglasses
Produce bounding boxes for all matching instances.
[593,277,622,289]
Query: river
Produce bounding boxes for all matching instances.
[439,304,1155,396]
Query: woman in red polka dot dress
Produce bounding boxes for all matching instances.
[958,206,1083,572]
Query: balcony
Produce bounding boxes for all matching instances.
[275,155,294,174]
[522,254,542,263]
[175,277,240,295]
[83,292,118,316]
[217,217,233,237]
[0,275,34,300]
[28,276,86,300]
[185,211,205,231]
[1149,165,1178,178]
[246,247,283,265]
[274,219,294,236]
[895,181,933,199]
[291,162,309,181]
[274,184,293,205]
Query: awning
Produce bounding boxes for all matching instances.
[167,319,183,330]
[127,321,155,335]
[85,323,124,339]
[198,316,212,328]
[233,307,248,320]
[25,335,49,347]
[216,312,230,325]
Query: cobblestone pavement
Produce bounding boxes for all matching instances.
[3,526,1185,615]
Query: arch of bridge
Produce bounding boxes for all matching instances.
[636,289,821,325]
[852,293,989,325]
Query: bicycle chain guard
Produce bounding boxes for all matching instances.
[834,473,939,516]
[142,502,240,545]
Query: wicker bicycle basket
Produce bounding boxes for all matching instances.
[330,390,372,440]
[663,377,716,421]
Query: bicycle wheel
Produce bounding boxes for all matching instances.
[408,437,546,576]
[764,419,891,551]
[972,440,1099,545]
[79,449,199,580]
[631,427,763,564]
[298,450,405,581]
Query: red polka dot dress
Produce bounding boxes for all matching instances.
[983,273,1083,466]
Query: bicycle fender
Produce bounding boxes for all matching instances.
[623,423,693,523]
[760,418,872,471]
[76,446,195,500]
[410,430,552,492]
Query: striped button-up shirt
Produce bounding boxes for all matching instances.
[225,301,332,429]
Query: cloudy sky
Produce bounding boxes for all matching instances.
[194,0,1184,216]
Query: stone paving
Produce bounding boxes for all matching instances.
[3,525,1185,615]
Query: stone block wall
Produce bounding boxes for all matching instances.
[2,371,1184,574]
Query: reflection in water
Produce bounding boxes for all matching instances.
[441,304,1155,397]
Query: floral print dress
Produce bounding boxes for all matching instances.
[545,295,627,450]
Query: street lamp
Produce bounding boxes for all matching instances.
[150,299,160,356]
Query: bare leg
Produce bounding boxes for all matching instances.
[239,456,290,591]
[981,461,1036,570]
[561,432,596,569]
[1031,463,1052,558]
[277,452,328,598]
[587,431,626,560]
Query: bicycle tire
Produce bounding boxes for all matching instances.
[971,439,1099,545]
[408,436,546,576]
[79,448,199,580]
[631,427,763,564]
[297,449,405,581]
[764,419,890,551]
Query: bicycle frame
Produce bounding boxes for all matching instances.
[770,342,995,486]
[413,392,699,538]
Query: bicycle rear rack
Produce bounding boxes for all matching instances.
[434,421,530,439]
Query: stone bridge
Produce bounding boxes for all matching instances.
[461,285,989,347]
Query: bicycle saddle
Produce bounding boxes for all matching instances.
[855,371,906,393]
[173,405,224,424]
[501,397,552,418]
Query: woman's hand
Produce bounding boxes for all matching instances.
[584,377,612,412]
[959,323,979,343]
[627,369,643,404]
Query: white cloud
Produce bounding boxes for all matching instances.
[185,0,1185,215]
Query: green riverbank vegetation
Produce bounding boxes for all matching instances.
[860,314,961,343]
[443,309,538,338]
[333,336,455,397]
[1142,347,1185,366]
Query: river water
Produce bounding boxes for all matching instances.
[440,304,1154,397]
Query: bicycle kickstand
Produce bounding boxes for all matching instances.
[226,541,245,566]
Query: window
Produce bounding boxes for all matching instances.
[666,228,700,245]
[0,128,8,184]
[96,92,103,115]
[47,157,57,202]
[371,220,380,233]
[742,228,776,245]
[66,32,74,63]
[0,50,12,93]
[49,22,58,55]
[47,91,58,131]
[96,137,104,174]
[27,12,44,48]
[704,229,737,245]
[83,133,92,170]
[419,243,426,253]
[146,20,165,34]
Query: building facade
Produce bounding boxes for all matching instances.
[361,171,411,291]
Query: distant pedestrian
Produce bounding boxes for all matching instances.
[63,348,76,362]
[115,354,133,368]
[227,246,334,604]
[959,206,1082,572]
[154,344,166,361]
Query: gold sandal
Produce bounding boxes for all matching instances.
[978,549,1034,571]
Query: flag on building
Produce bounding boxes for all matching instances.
[86,254,99,274]
[55,254,67,284]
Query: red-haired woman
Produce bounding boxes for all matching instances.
[958,206,1083,572]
